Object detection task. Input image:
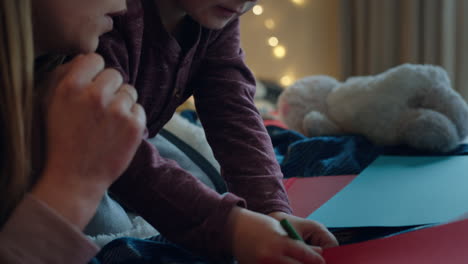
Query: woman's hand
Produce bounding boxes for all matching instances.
[32,53,146,229]
[268,211,339,249]
[228,207,327,264]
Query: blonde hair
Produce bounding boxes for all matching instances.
[0,0,35,225]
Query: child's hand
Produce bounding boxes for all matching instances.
[268,211,339,249]
[228,207,326,264]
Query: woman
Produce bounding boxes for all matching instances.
[0,0,146,263]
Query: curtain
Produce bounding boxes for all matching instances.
[339,0,468,100]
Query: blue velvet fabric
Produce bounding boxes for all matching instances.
[267,125,468,178]
[89,235,212,264]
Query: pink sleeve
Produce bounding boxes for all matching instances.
[0,194,99,264]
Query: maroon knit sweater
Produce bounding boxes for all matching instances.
[97,0,291,257]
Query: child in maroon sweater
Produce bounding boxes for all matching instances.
[98,0,338,262]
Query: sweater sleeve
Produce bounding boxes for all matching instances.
[192,18,292,215]
[109,139,246,258]
[0,194,99,264]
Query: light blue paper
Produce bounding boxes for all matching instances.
[308,155,468,228]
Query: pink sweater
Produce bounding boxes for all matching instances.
[0,195,98,263]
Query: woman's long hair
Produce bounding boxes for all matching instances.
[0,0,35,225]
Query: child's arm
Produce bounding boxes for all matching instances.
[191,18,339,254]
[191,18,291,215]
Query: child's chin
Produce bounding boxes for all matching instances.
[201,19,231,30]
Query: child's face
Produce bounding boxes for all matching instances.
[32,0,127,55]
[176,0,257,29]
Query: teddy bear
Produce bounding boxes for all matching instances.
[277,64,468,152]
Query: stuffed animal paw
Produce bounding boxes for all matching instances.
[278,64,468,152]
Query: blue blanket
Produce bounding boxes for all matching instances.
[267,126,468,178]
[89,235,217,264]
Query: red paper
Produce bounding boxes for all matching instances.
[283,176,356,218]
[323,218,468,263]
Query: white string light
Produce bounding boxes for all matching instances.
[273,45,286,59]
[250,2,306,86]
[280,75,295,86]
[291,0,306,6]
[268,37,279,47]
[264,19,276,30]
[252,5,264,15]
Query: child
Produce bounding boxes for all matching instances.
[98,0,338,262]
[0,0,146,263]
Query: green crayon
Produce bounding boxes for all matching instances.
[280,219,304,242]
